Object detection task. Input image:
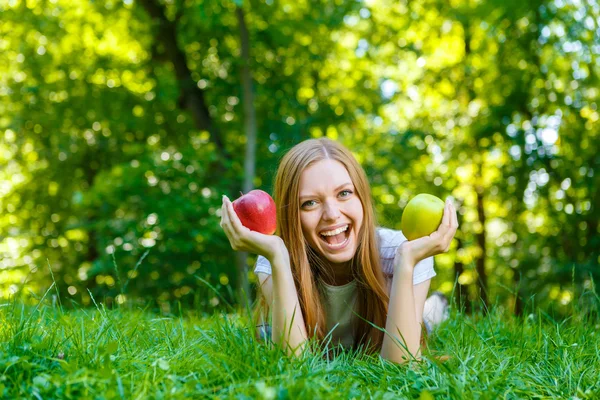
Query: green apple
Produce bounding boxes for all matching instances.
[400,194,445,241]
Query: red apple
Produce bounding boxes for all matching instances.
[232,189,277,235]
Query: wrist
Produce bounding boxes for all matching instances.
[397,241,418,266]
[267,238,289,265]
[394,253,416,276]
[270,252,292,279]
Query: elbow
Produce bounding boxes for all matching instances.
[380,336,422,365]
[380,349,422,365]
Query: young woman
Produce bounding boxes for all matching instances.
[219,138,458,364]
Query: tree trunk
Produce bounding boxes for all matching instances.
[462,20,489,312]
[236,5,257,307]
[82,160,100,294]
[513,269,524,316]
[138,0,230,164]
[139,0,254,306]
[475,187,489,310]
[453,210,471,314]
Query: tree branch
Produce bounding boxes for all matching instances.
[138,0,230,162]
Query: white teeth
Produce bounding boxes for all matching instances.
[320,225,349,236]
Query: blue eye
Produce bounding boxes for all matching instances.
[301,190,353,209]
[302,200,316,208]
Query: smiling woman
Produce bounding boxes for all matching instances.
[219,138,458,363]
[297,160,363,283]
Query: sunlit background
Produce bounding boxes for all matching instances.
[0,0,598,316]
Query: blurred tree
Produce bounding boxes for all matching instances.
[234,1,257,306]
[0,0,598,319]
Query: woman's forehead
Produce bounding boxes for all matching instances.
[299,160,353,194]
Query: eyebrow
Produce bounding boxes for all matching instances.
[299,182,353,200]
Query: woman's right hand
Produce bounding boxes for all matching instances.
[219,195,288,262]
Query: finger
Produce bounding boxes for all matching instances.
[223,196,241,239]
[442,199,451,227]
[220,198,236,240]
[442,204,459,249]
[436,200,451,236]
[225,195,248,235]
[452,203,459,229]
[449,205,458,239]
[221,196,231,226]
[220,196,226,226]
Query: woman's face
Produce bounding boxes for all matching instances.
[298,159,364,265]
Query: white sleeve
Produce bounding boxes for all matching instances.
[412,256,436,285]
[377,227,436,285]
[254,255,273,275]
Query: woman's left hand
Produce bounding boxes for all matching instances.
[395,198,459,270]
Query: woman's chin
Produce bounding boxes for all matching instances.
[324,252,354,265]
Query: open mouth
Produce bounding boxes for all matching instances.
[318,224,351,249]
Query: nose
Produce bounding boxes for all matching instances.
[322,200,341,221]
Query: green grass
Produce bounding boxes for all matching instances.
[1,291,599,399]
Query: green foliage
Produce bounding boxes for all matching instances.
[0,0,598,314]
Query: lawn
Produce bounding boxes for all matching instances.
[1,290,599,399]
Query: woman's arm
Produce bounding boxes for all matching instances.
[220,195,308,355]
[380,256,429,363]
[381,199,458,363]
[268,252,309,356]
